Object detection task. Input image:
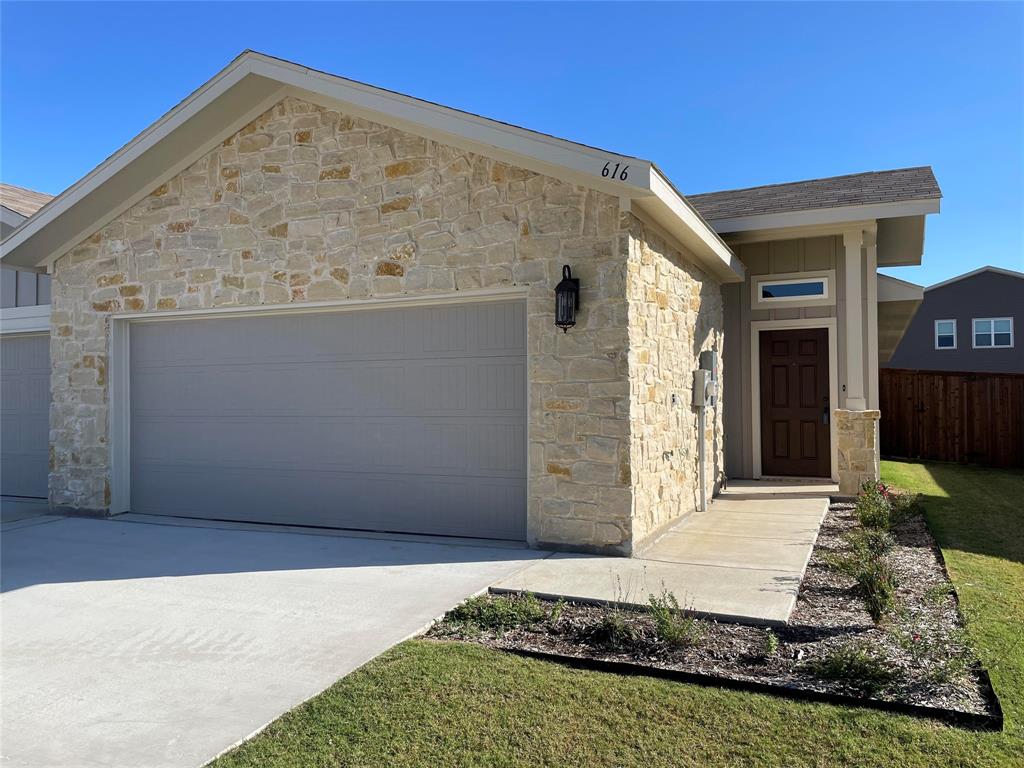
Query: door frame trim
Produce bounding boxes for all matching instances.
[108,287,531,516]
[750,318,839,482]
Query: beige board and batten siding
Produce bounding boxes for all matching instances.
[48,96,725,554]
[722,234,875,479]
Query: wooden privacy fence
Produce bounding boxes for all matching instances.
[879,368,1024,469]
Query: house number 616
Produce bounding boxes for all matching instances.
[601,162,629,181]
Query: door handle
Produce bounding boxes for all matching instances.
[822,400,830,425]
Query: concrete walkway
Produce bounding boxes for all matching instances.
[1,516,545,768]
[491,480,833,625]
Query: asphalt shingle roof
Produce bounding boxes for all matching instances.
[0,183,54,218]
[687,166,941,221]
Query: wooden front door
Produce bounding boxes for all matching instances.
[759,328,831,477]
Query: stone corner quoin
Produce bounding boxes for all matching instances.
[48,96,725,554]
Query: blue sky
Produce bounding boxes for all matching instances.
[2,1,1021,285]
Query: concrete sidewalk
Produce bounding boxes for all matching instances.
[491,481,833,625]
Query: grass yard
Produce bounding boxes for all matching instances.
[211,461,1024,768]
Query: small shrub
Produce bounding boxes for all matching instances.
[890,611,973,685]
[822,550,863,578]
[647,588,702,649]
[804,641,896,695]
[888,491,919,526]
[584,609,640,650]
[549,597,567,624]
[856,483,893,530]
[849,528,895,559]
[448,592,547,631]
[855,559,898,623]
[763,629,780,658]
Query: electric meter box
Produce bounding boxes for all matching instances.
[693,369,715,407]
[696,350,718,407]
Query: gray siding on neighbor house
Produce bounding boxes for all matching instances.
[885,270,1024,373]
[1,266,52,309]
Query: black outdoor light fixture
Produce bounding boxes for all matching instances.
[554,265,580,333]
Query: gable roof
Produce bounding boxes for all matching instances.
[687,167,941,222]
[926,265,1024,292]
[0,51,744,281]
[0,183,54,218]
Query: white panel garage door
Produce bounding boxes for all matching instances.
[1,334,50,498]
[129,300,527,540]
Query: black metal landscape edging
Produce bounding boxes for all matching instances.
[500,646,1004,731]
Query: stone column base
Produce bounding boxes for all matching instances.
[836,409,881,496]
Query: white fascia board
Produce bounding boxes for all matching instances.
[706,198,941,235]
[0,303,50,333]
[925,265,1024,292]
[637,169,745,283]
[877,274,923,302]
[1,206,27,230]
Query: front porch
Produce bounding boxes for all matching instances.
[491,479,835,625]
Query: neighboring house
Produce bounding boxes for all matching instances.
[1,183,54,307]
[0,51,940,555]
[1,184,54,499]
[884,266,1024,373]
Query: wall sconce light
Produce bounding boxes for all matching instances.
[554,264,580,333]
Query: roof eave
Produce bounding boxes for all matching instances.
[636,169,745,283]
[705,198,940,235]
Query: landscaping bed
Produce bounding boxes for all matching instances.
[427,485,1002,728]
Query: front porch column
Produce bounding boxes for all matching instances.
[842,228,867,411]
[838,227,879,494]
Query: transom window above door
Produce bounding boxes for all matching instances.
[973,317,1014,348]
[934,319,956,349]
[752,271,834,308]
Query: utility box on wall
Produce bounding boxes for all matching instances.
[693,369,715,407]
[695,350,719,407]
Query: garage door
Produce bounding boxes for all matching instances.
[129,300,527,540]
[1,334,50,498]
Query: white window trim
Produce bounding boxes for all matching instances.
[751,270,836,309]
[934,319,957,350]
[972,317,1014,349]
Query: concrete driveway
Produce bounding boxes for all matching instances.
[1,515,544,768]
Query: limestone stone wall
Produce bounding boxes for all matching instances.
[836,408,880,495]
[624,214,724,548]
[49,96,634,552]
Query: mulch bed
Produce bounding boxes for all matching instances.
[427,500,1003,729]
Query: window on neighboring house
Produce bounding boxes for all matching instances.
[973,317,1014,349]
[934,319,956,349]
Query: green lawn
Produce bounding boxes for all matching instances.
[211,461,1024,768]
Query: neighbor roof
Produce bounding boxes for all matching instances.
[926,265,1024,292]
[0,183,54,218]
[0,50,744,281]
[687,167,941,222]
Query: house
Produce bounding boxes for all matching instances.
[0,52,940,555]
[1,184,54,306]
[1,184,54,499]
[884,266,1023,373]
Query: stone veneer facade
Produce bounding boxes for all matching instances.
[48,96,722,554]
[835,408,881,495]
[625,217,724,547]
